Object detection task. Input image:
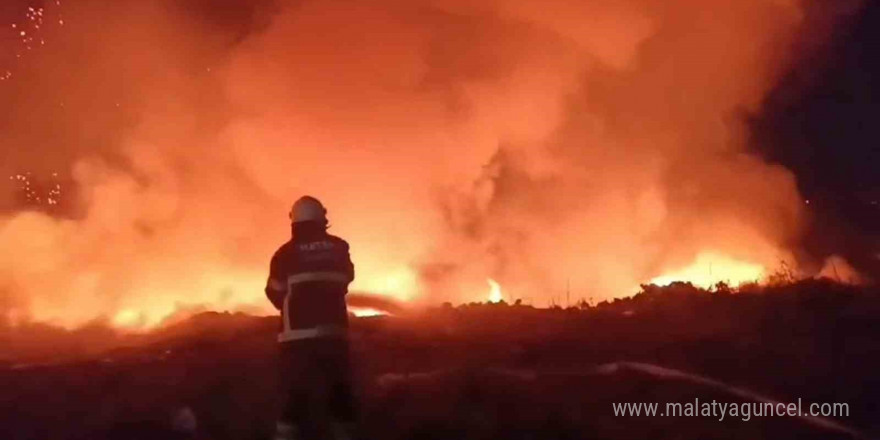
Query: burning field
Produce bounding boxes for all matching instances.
[0,0,871,329]
[0,0,878,438]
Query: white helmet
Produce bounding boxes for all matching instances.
[289,196,327,223]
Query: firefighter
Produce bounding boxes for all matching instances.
[266,196,357,440]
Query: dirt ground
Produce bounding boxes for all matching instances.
[1,279,877,439]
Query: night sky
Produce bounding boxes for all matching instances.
[752,0,880,275]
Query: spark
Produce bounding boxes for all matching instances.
[9,172,64,207]
[3,2,63,81]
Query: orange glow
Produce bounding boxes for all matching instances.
[648,252,766,289]
[2,0,856,332]
[353,266,419,302]
[111,309,146,329]
[487,279,503,303]
[349,307,388,317]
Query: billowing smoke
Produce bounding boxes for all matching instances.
[0,0,858,328]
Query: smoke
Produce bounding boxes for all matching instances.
[0,0,857,327]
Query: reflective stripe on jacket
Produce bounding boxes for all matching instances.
[265,225,354,342]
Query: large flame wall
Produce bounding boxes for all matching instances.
[0,0,858,328]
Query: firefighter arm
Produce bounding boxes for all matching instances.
[265,280,285,310]
[265,253,286,310]
[345,251,355,283]
[341,241,355,283]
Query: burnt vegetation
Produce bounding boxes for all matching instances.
[2,278,879,440]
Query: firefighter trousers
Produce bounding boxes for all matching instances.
[277,336,357,439]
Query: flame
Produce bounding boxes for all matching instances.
[106,288,394,329]
[648,252,766,289]
[108,300,390,331]
[487,278,503,303]
[111,309,146,329]
[349,307,388,317]
[1,0,842,332]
